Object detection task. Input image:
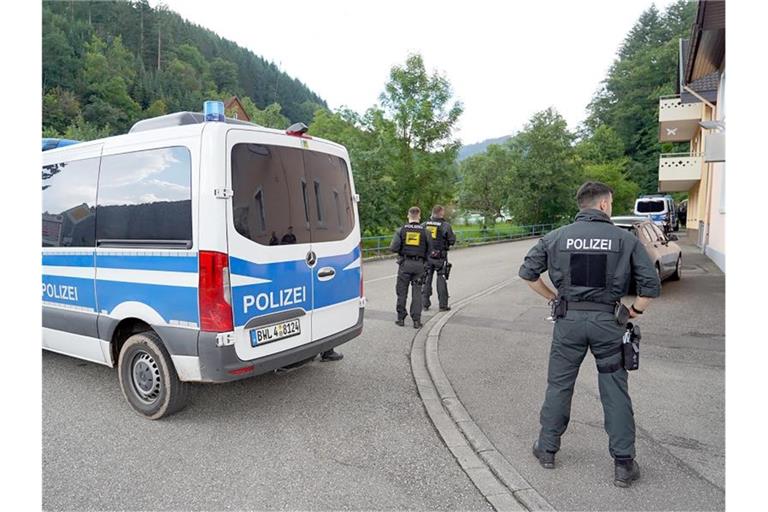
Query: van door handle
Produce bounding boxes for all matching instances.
[317,267,336,281]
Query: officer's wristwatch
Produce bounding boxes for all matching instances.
[630,304,644,315]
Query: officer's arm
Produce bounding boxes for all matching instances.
[518,238,555,300]
[424,228,434,258]
[389,229,402,254]
[446,224,457,248]
[629,237,661,312]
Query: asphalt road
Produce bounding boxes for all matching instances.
[43,240,520,511]
[42,234,725,511]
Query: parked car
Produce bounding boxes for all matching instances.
[634,194,679,233]
[612,216,682,282]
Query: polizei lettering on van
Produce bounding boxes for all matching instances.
[566,238,613,251]
[243,286,308,313]
[42,282,79,302]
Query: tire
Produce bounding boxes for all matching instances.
[670,255,682,281]
[117,330,190,420]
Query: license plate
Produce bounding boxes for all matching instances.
[249,319,301,347]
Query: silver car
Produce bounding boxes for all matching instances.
[612,216,682,282]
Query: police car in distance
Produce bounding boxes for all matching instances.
[612,216,682,282]
[42,101,365,419]
[633,194,679,233]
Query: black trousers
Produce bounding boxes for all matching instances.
[538,310,635,459]
[422,256,449,309]
[396,258,426,321]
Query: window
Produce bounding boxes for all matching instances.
[314,179,324,224]
[303,150,355,243]
[96,146,192,246]
[649,224,666,242]
[642,225,658,243]
[230,144,355,245]
[42,157,100,247]
[231,143,311,245]
[253,188,266,234]
[636,200,665,213]
[333,190,343,230]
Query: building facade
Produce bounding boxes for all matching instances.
[657,0,725,271]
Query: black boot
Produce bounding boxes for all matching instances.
[614,459,640,487]
[532,440,555,469]
[319,349,343,362]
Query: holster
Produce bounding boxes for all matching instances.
[551,297,567,319]
[622,322,641,371]
[614,302,630,326]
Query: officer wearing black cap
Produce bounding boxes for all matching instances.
[390,206,432,329]
[518,181,661,488]
[422,205,456,311]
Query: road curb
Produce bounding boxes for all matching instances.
[410,278,555,511]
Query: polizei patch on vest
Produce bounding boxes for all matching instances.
[564,238,616,251]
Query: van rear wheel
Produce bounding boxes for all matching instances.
[117,331,189,419]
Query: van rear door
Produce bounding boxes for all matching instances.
[226,131,315,361]
[300,143,362,341]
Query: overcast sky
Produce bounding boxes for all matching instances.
[150,0,677,144]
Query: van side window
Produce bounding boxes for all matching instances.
[42,157,99,247]
[303,151,354,243]
[96,147,192,245]
[231,143,311,245]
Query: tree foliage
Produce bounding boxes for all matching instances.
[42,0,327,137]
[585,0,696,193]
[458,145,513,227]
[310,54,463,234]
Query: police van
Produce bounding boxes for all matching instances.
[42,101,365,419]
[633,194,678,233]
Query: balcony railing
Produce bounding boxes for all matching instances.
[658,95,704,142]
[658,152,703,192]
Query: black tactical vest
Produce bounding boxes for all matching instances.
[400,223,429,258]
[555,222,623,304]
[424,219,447,251]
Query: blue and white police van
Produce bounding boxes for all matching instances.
[42,101,365,419]
[633,194,679,233]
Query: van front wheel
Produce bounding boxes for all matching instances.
[118,331,189,419]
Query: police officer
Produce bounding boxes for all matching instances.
[390,206,432,329]
[518,181,661,488]
[422,205,456,311]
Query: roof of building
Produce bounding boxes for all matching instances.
[684,0,725,84]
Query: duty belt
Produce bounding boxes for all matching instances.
[566,301,615,313]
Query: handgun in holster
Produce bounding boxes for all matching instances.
[614,302,630,326]
[622,322,641,371]
[550,297,567,320]
[443,261,453,280]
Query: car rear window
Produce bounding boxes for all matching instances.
[636,200,665,213]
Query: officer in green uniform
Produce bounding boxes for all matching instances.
[390,206,432,329]
[422,205,457,311]
[518,181,661,488]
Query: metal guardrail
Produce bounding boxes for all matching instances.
[360,223,561,259]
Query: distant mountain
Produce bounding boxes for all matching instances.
[458,135,513,161]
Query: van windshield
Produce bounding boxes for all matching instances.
[636,200,665,213]
[231,143,355,246]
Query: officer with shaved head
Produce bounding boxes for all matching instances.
[518,181,661,487]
